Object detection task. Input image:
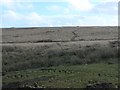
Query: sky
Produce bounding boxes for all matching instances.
[0,0,119,28]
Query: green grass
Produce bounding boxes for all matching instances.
[3,63,118,88]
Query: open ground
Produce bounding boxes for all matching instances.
[2,26,119,88]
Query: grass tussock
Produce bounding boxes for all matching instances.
[2,44,118,73]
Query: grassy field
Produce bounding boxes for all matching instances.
[2,26,119,88]
[2,26,118,43]
[3,64,118,88]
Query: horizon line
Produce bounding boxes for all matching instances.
[0,26,118,29]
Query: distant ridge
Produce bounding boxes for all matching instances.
[1,26,117,29]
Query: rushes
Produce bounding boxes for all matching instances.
[2,44,118,72]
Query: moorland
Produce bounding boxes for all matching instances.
[2,26,119,88]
